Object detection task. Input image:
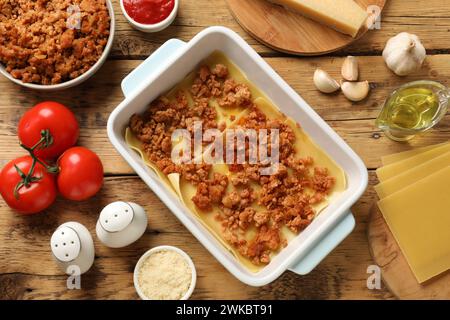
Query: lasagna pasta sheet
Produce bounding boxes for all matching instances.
[125,128,171,185]
[125,52,347,272]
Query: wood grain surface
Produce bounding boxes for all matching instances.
[227,0,386,55]
[0,0,449,300]
[368,205,450,300]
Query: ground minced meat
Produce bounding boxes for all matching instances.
[0,0,110,85]
[130,63,337,266]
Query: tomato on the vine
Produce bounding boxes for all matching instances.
[18,101,79,160]
[0,102,103,214]
[0,156,57,214]
[57,147,104,201]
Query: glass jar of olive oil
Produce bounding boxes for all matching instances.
[376,80,449,141]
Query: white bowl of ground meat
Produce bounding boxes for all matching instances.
[0,0,115,91]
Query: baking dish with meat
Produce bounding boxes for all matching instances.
[0,0,115,91]
[107,27,368,286]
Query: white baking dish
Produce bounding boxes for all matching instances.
[107,27,368,286]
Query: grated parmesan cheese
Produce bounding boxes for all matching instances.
[137,250,192,300]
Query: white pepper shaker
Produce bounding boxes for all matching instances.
[96,201,148,248]
[50,222,95,275]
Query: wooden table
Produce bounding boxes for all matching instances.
[0,0,449,300]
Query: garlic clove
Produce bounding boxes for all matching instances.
[341,56,359,81]
[313,69,340,93]
[341,81,370,102]
[382,32,426,76]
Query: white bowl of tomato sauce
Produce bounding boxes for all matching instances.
[120,0,179,33]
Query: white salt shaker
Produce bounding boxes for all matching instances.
[96,201,148,248]
[50,222,95,275]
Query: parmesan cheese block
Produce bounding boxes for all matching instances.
[381,141,449,166]
[377,166,450,283]
[376,143,450,182]
[375,151,450,199]
[270,0,368,37]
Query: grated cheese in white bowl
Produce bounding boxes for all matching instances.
[134,246,196,300]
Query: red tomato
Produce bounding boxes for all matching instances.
[0,156,57,214]
[57,147,104,201]
[18,101,79,160]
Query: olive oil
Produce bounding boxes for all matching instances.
[376,81,450,141]
[379,87,439,130]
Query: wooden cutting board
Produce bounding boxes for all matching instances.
[368,204,450,300]
[226,0,386,56]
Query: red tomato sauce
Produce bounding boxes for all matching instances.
[123,0,175,25]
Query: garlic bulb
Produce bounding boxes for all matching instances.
[382,32,426,76]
